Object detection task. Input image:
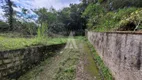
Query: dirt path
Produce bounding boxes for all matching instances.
[76,40,101,80]
[18,38,101,80]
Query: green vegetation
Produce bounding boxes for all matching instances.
[86,40,113,80]
[94,7,139,31]
[0,36,67,51]
[83,40,102,80]
[82,0,142,32]
[76,37,113,80]
[82,3,104,30]
[18,37,112,80]
[1,0,142,35]
[0,21,9,30]
[0,1,86,36]
[37,22,48,39]
[0,0,142,34]
[54,49,79,80]
[0,18,67,51]
[18,39,80,80]
[0,0,142,79]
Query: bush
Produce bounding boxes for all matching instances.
[37,22,48,39]
[105,0,142,10]
[96,7,137,31]
[116,8,142,31]
[0,21,9,30]
[82,3,104,29]
[85,7,138,31]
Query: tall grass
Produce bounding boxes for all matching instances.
[37,23,48,39]
[0,22,68,51]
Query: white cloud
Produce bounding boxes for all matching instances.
[0,0,80,21]
[32,0,80,10]
[34,0,65,10]
[0,8,6,21]
[13,7,21,12]
[11,0,80,10]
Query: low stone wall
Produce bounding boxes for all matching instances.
[87,31,142,80]
[0,44,65,80]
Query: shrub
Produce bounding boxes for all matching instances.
[37,23,48,39]
[86,7,138,31]
[116,8,142,31]
[82,3,104,29]
[0,21,9,30]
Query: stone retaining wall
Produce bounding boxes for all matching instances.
[87,31,142,80]
[0,44,65,80]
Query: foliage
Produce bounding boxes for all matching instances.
[35,8,67,35]
[24,22,37,35]
[82,3,104,29]
[0,1,88,36]
[0,35,67,51]
[0,20,9,30]
[35,8,57,24]
[0,0,142,34]
[83,5,138,31]
[10,21,38,35]
[117,8,142,30]
[37,22,48,39]
[82,3,104,17]
[95,7,138,31]
[1,0,16,30]
[81,0,142,32]
[34,4,86,36]
[105,0,142,10]
[87,40,113,80]
[69,4,86,31]
[80,0,142,10]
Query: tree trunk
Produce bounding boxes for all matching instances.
[7,0,13,30]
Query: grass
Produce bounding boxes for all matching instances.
[75,37,113,80]
[83,41,102,80]
[1,35,113,80]
[17,36,113,80]
[54,49,79,80]
[0,34,84,51]
[0,36,68,51]
[18,40,80,80]
[86,39,113,80]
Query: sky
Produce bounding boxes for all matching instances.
[0,0,80,21]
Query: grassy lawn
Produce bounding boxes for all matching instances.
[0,36,68,51]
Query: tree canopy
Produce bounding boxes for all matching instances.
[0,0,142,35]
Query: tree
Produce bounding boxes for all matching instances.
[0,20,9,31]
[1,0,15,30]
[104,0,142,10]
[35,8,58,35]
[35,4,87,36]
[69,4,86,32]
[82,3,104,29]
[35,8,48,24]
[80,0,98,5]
